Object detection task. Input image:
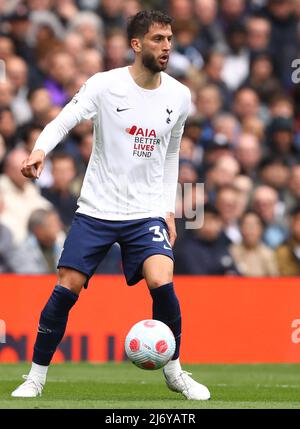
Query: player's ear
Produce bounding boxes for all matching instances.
[131,38,142,53]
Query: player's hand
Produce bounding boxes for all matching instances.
[165,213,177,247]
[21,149,45,179]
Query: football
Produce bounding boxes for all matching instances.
[124,319,176,370]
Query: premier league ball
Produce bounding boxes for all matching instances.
[125,319,176,370]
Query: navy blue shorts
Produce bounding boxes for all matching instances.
[58,213,174,287]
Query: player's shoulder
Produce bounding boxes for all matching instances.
[162,72,191,99]
[85,67,128,91]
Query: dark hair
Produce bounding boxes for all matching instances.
[258,155,289,171]
[289,205,300,218]
[28,208,56,232]
[239,209,265,228]
[127,10,173,43]
[50,151,76,166]
[204,203,220,217]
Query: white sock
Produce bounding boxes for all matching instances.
[28,362,48,384]
[164,358,182,376]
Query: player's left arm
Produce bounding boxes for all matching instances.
[163,87,191,247]
[22,75,100,179]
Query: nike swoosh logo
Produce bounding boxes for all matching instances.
[163,245,172,250]
[116,107,131,112]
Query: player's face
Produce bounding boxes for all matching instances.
[141,23,172,73]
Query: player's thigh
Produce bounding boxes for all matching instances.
[57,267,87,295]
[142,254,174,290]
[120,217,174,286]
[58,213,117,289]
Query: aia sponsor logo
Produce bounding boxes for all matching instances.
[126,125,157,138]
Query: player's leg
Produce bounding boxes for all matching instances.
[11,267,86,398]
[11,213,117,398]
[142,255,181,359]
[143,256,210,401]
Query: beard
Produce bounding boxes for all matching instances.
[141,51,168,73]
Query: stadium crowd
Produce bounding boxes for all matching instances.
[0,0,300,276]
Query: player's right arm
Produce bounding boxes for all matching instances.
[21,74,100,179]
[21,149,46,179]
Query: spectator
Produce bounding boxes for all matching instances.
[178,159,198,185]
[268,93,294,119]
[233,174,254,217]
[275,205,300,275]
[215,185,242,243]
[0,190,20,273]
[201,136,233,175]
[258,156,289,196]
[284,164,300,212]
[14,208,65,274]
[6,55,32,125]
[233,87,261,122]
[201,50,231,108]
[219,0,247,31]
[174,203,238,275]
[242,53,282,105]
[122,0,142,20]
[172,19,203,70]
[222,22,249,91]
[194,0,227,56]
[0,35,15,61]
[67,11,104,49]
[27,87,52,127]
[98,0,126,31]
[235,132,263,182]
[179,135,196,162]
[230,210,279,276]
[77,48,103,77]
[43,50,76,106]
[0,80,14,110]
[41,152,78,230]
[104,29,130,70]
[0,147,51,243]
[72,132,93,196]
[266,116,298,164]
[205,154,240,199]
[252,185,288,248]
[263,0,298,89]
[0,134,5,173]
[168,0,194,21]
[212,112,240,145]
[246,16,271,55]
[64,31,85,61]
[196,84,223,141]
[0,107,18,150]
[241,115,265,142]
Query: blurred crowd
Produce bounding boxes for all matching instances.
[1,0,300,277]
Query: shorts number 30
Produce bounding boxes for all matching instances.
[149,225,171,248]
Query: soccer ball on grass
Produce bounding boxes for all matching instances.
[125,319,175,370]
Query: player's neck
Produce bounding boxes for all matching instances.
[129,64,161,90]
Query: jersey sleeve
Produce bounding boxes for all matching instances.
[33,74,101,156]
[163,87,191,214]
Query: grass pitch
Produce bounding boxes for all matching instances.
[0,362,300,409]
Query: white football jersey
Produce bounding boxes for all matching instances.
[34,66,191,220]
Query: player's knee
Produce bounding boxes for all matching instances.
[146,273,173,289]
[57,267,86,295]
